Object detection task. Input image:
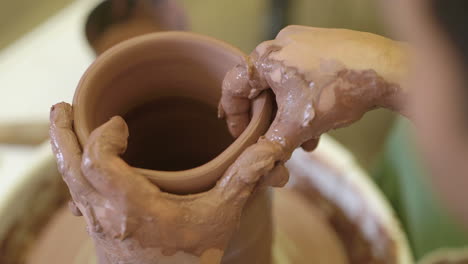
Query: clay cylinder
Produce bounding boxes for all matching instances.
[72,32,273,263]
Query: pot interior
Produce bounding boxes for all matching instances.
[75,34,243,171]
[122,96,233,171]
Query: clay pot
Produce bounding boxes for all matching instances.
[0,136,414,264]
[73,31,272,194]
[72,31,274,263]
[0,31,413,264]
[85,0,187,55]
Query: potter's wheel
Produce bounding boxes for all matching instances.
[21,136,412,264]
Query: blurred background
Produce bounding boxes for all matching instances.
[0,0,466,262]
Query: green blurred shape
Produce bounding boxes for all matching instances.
[373,118,468,260]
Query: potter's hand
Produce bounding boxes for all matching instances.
[219,26,409,151]
[50,103,286,264]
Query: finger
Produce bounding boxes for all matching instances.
[82,116,160,199]
[222,101,250,138]
[260,163,290,188]
[213,140,285,202]
[219,64,253,138]
[49,103,95,199]
[301,138,320,152]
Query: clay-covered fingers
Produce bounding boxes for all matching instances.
[261,163,289,188]
[214,139,286,201]
[49,102,95,198]
[218,63,254,138]
[82,116,160,198]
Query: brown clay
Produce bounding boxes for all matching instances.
[73,31,272,194]
[55,32,275,263]
[50,104,283,263]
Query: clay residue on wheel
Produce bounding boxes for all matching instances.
[0,179,68,264]
[286,149,400,264]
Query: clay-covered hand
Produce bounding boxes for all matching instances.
[50,103,287,264]
[219,25,409,152]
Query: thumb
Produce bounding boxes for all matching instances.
[218,61,254,138]
[258,163,290,188]
[82,116,160,199]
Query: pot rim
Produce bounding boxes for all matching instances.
[72,31,272,193]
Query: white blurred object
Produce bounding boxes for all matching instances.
[0,0,100,194]
[0,0,98,125]
[0,144,36,180]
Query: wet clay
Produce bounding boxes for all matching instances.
[50,103,279,264]
[62,32,276,263]
[122,96,233,171]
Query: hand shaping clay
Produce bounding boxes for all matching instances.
[54,32,275,264]
[47,28,413,264]
[220,26,410,153]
